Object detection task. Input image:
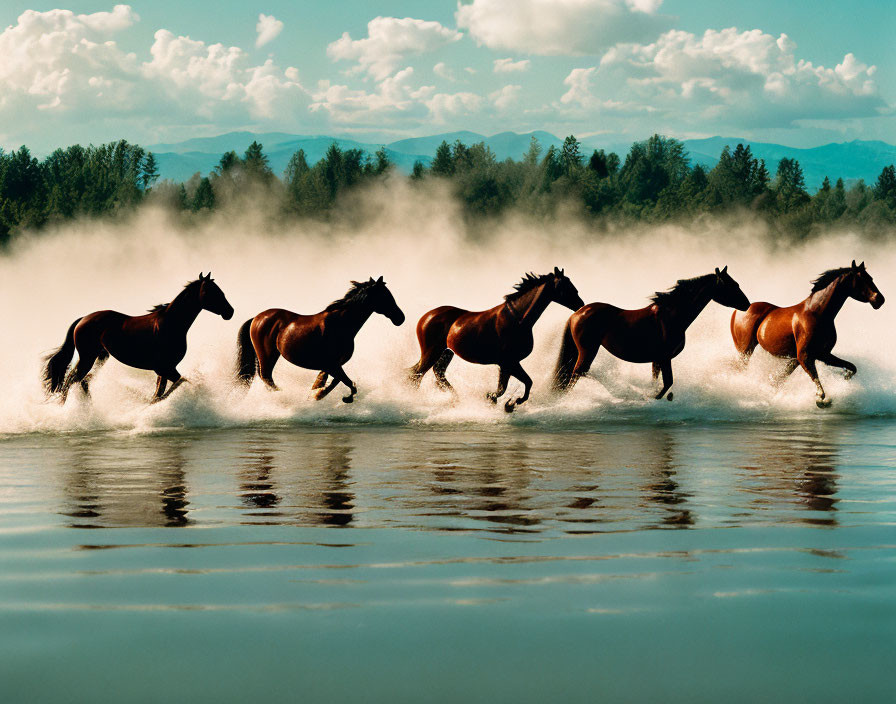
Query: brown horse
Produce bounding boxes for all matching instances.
[236,277,405,403]
[554,267,750,400]
[409,268,584,412]
[43,273,234,403]
[731,261,884,407]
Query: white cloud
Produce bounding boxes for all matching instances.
[491,84,521,110]
[425,91,484,123]
[310,68,431,126]
[433,62,456,81]
[456,0,671,56]
[493,58,530,73]
[597,28,885,125]
[0,5,309,139]
[255,13,283,48]
[327,16,462,81]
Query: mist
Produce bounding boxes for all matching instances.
[2,179,894,435]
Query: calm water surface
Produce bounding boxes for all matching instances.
[2,420,895,702]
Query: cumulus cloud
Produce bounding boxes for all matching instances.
[433,62,456,81]
[425,92,484,123]
[327,16,462,81]
[0,5,309,138]
[310,68,432,126]
[493,58,530,73]
[491,84,521,110]
[456,0,671,55]
[255,13,284,47]
[597,28,885,125]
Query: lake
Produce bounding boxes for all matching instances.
[2,419,894,703]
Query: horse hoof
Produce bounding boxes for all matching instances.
[667,392,673,402]
[504,400,515,413]
[486,393,498,404]
[816,397,832,409]
[342,395,354,404]
[844,371,855,380]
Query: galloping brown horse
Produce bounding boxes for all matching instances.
[410,268,584,411]
[731,261,884,407]
[236,277,405,403]
[43,273,234,403]
[554,267,750,400]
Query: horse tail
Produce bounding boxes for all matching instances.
[552,319,578,393]
[43,317,82,394]
[236,318,257,385]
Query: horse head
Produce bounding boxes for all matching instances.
[197,272,234,320]
[550,267,585,312]
[369,276,405,326]
[849,260,884,309]
[711,266,750,311]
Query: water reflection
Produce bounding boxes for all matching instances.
[734,423,840,526]
[44,423,849,534]
[60,439,191,528]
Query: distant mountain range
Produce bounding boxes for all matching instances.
[147,131,896,191]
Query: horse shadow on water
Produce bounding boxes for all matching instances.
[43,273,234,404]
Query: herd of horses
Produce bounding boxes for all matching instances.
[43,261,884,411]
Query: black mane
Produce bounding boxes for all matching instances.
[148,279,202,314]
[326,279,379,311]
[651,273,715,306]
[810,267,852,293]
[505,272,556,302]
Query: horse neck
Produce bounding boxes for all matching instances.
[660,283,714,332]
[806,276,850,319]
[328,300,375,334]
[161,285,202,332]
[506,283,553,328]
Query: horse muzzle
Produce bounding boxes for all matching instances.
[566,295,585,311]
[871,293,885,309]
[221,306,235,320]
[390,310,406,326]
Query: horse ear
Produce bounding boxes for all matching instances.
[852,260,857,269]
[377,275,383,283]
[554,266,560,275]
[715,267,720,275]
[860,261,866,270]
[722,265,728,274]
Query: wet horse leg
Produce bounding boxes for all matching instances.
[486,367,510,404]
[771,358,799,386]
[256,347,280,391]
[322,366,357,404]
[796,350,828,407]
[152,369,187,403]
[152,376,167,401]
[818,352,857,380]
[314,374,341,400]
[433,350,456,394]
[311,372,328,390]
[62,353,98,404]
[503,361,532,413]
[80,349,109,396]
[654,359,673,401]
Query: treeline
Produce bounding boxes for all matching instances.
[2,134,896,245]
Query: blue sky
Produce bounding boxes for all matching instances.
[1,1,893,151]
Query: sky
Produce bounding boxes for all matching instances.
[0,1,893,152]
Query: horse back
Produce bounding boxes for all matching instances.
[416,305,467,348]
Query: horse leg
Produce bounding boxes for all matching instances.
[152,370,187,403]
[818,352,857,380]
[503,362,532,413]
[314,375,341,401]
[570,345,599,391]
[311,371,328,390]
[797,351,828,408]
[257,348,280,391]
[486,367,510,404]
[655,360,673,401]
[771,358,799,386]
[152,376,168,402]
[324,366,357,404]
[80,349,109,396]
[62,354,98,404]
[433,350,456,394]
[652,362,660,381]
